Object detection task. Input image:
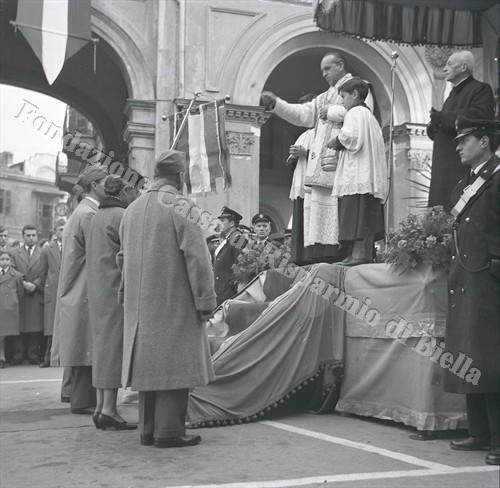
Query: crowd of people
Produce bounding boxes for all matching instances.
[0,48,498,464]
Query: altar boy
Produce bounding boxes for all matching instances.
[328,77,389,266]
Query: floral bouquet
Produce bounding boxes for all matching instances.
[232,241,290,285]
[383,206,454,273]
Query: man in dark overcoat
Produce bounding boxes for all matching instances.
[213,206,246,306]
[445,116,500,466]
[10,225,44,364]
[35,219,65,368]
[118,150,216,448]
[427,50,494,212]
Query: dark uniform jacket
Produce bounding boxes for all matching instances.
[444,155,500,394]
[11,245,44,333]
[214,228,246,306]
[427,76,494,212]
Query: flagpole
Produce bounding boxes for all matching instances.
[170,92,201,150]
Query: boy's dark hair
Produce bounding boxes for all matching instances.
[0,249,12,260]
[22,224,37,235]
[339,77,369,101]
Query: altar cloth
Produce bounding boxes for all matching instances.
[336,263,467,431]
[187,263,467,431]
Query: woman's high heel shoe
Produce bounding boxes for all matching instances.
[92,411,101,429]
[98,413,137,431]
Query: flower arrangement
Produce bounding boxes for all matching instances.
[383,206,454,273]
[232,240,290,285]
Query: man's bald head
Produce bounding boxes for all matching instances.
[444,50,475,85]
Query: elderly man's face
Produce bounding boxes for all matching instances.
[444,54,466,84]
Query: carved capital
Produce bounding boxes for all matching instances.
[408,150,432,172]
[226,131,255,156]
[425,46,454,75]
[172,99,271,127]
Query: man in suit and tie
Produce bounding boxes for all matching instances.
[445,116,500,466]
[213,207,246,306]
[10,225,44,365]
[36,219,65,368]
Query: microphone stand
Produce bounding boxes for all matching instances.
[385,52,398,242]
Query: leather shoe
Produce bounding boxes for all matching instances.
[340,257,372,267]
[450,437,490,451]
[486,447,500,465]
[71,407,95,415]
[60,395,70,403]
[140,434,154,446]
[154,434,202,448]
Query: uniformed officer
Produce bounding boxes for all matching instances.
[213,207,246,306]
[445,116,500,466]
[251,213,272,244]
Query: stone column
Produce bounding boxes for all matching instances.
[123,99,156,179]
[385,123,433,230]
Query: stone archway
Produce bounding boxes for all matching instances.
[91,6,156,176]
[227,15,435,233]
[230,15,434,126]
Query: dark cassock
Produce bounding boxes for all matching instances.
[427,76,494,212]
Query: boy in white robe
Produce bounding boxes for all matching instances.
[328,77,389,266]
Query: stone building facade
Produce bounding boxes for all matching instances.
[1,0,492,232]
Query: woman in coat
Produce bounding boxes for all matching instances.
[87,175,139,431]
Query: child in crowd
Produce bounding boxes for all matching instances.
[328,77,389,266]
[0,251,24,368]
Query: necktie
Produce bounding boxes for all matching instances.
[1,269,5,276]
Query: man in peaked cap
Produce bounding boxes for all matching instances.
[213,206,246,306]
[251,212,272,244]
[444,116,500,465]
[117,148,216,448]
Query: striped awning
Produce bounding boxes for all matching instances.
[314,0,498,47]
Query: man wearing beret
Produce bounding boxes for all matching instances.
[51,165,107,414]
[445,116,500,465]
[252,213,272,244]
[213,207,246,306]
[118,149,216,448]
[427,51,494,212]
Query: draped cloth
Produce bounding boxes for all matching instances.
[187,264,347,427]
